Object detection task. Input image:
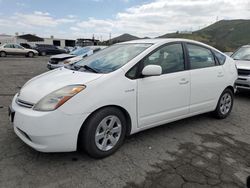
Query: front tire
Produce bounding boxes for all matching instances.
[41,51,46,56]
[79,107,127,158]
[213,88,234,119]
[27,52,34,58]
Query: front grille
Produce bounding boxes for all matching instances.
[238,69,250,76]
[16,98,34,108]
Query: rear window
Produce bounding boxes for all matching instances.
[213,51,226,65]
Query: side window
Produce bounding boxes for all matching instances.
[126,64,139,79]
[187,44,215,69]
[213,50,226,65]
[4,44,13,48]
[14,44,22,49]
[142,43,185,74]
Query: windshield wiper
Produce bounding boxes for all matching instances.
[73,65,99,73]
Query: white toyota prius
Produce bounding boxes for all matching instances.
[9,39,237,158]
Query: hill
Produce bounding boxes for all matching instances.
[158,19,250,51]
[109,33,140,44]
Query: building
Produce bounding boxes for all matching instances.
[76,38,99,47]
[0,34,75,47]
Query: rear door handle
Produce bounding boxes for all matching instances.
[179,78,189,85]
[217,72,224,77]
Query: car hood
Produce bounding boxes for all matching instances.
[18,68,103,104]
[66,56,83,63]
[235,60,250,70]
[50,54,75,59]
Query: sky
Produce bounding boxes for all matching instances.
[0,0,250,40]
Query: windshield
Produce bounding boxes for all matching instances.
[231,47,250,61]
[70,47,91,56]
[68,43,152,73]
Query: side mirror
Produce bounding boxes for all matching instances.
[142,65,162,77]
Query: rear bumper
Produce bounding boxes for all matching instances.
[235,75,250,90]
[11,94,90,152]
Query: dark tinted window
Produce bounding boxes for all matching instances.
[142,43,185,74]
[213,51,226,65]
[126,64,139,79]
[4,44,13,48]
[187,44,215,69]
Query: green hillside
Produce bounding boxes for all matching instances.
[158,19,250,51]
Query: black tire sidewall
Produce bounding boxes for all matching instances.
[0,51,6,57]
[214,89,234,119]
[80,107,127,158]
[28,52,34,57]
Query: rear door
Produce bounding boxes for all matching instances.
[185,43,225,114]
[3,44,15,55]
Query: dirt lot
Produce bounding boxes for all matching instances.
[0,56,250,188]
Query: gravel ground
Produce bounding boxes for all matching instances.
[0,56,250,188]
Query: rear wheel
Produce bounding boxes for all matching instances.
[0,51,6,57]
[79,107,126,158]
[213,88,234,119]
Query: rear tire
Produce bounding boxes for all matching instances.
[79,107,127,158]
[0,51,6,57]
[213,88,234,119]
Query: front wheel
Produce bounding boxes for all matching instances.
[27,52,34,58]
[0,51,6,57]
[213,88,234,119]
[79,107,127,158]
[41,51,46,56]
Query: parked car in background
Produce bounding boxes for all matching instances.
[224,52,233,56]
[47,46,106,69]
[64,46,74,53]
[34,44,66,56]
[9,39,237,158]
[63,46,107,67]
[231,45,250,90]
[0,43,38,57]
[20,43,34,49]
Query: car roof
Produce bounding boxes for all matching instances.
[121,38,222,53]
[241,45,250,48]
[121,38,204,45]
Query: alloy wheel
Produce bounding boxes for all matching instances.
[95,115,122,151]
[219,93,232,115]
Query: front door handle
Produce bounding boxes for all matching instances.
[179,78,189,85]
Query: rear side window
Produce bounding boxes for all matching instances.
[187,44,215,69]
[213,51,226,65]
[4,44,13,48]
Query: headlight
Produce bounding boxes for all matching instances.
[33,85,86,111]
[63,60,71,64]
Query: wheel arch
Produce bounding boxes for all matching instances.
[77,105,132,150]
[225,85,235,94]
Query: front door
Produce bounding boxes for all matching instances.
[137,43,190,128]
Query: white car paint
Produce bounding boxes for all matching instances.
[231,45,250,90]
[9,39,237,153]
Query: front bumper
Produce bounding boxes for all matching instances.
[10,94,90,152]
[235,75,250,90]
